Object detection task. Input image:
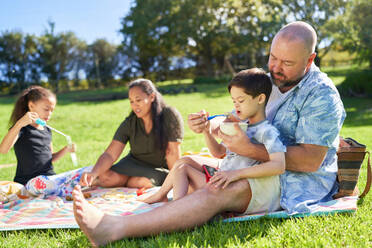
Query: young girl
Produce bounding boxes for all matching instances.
[0,86,87,197]
[143,68,286,214]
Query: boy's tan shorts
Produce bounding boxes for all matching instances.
[242,175,281,215]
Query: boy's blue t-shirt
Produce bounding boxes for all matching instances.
[219,120,286,171]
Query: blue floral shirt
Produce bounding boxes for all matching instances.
[270,64,346,214]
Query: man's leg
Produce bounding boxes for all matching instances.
[73,178,251,247]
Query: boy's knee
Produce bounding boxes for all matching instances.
[174,163,188,175]
[174,156,193,168]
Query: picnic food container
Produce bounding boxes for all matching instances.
[219,122,248,136]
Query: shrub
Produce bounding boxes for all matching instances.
[193,75,232,85]
[338,70,372,97]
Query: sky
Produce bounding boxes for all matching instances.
[0,0,132,45]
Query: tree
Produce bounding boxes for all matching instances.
[86,39,119,88]
[120,0,180,79]
[329,0,372,69]
[0,31,39,92]
[120,0,283,78]
[71,39,88,88]
[281,0,347,67]
[38,21,80,92]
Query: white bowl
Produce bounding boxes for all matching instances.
[219,122,248,136]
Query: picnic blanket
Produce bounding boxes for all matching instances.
[223,196,357,222]
[0,182,357,231]
[0,186,162,231]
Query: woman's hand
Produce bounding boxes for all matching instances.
[18,112,39,127]
[208,170,241,189]
[80,172,98,187]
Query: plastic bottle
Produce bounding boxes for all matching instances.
[36,118,78,166]
[66,136,78,167]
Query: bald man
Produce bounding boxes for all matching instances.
[72,21,346,246]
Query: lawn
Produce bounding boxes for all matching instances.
[0,76,371,247]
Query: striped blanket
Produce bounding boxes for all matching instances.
[0,187,161,231]
[0,186,357,231]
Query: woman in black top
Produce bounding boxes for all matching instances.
[80,78,184,188]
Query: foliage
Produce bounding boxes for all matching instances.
[193,75,232,85]
[120,0,349,76]
[0,31,39,92]
[37,21,83,92]
[338,70,372,96]
[281,0,347,66]
[331,0,372,69]
[120,0,179,80]
[85,39,120,88]
[120,0,284,77]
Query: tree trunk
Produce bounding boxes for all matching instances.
[224,55,235,76]
[203,57,214,77]
[94,55,101,88]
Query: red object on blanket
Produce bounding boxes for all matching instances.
[136,187,146,196]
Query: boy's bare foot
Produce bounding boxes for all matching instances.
[139,192,169,204]
[72,185,123,247]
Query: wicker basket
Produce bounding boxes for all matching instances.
[334,137,371,199]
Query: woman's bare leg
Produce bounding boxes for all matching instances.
[96,171,153,189]
[126,176,153,188]
[95,170,129,187]
[73,179,251,247]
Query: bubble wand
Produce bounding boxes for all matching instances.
[35,118,78,166]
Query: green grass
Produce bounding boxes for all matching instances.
[0,74,371,247]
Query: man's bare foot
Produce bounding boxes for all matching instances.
[73,185,123,247]
[139,192,169,204]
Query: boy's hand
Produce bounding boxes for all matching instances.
[224,113,240,122]
[218,123,251,154]
[209,170,241,189]
[188,110,208,134]
[203,112,212,134]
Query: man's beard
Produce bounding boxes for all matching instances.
[269,71,302,90]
